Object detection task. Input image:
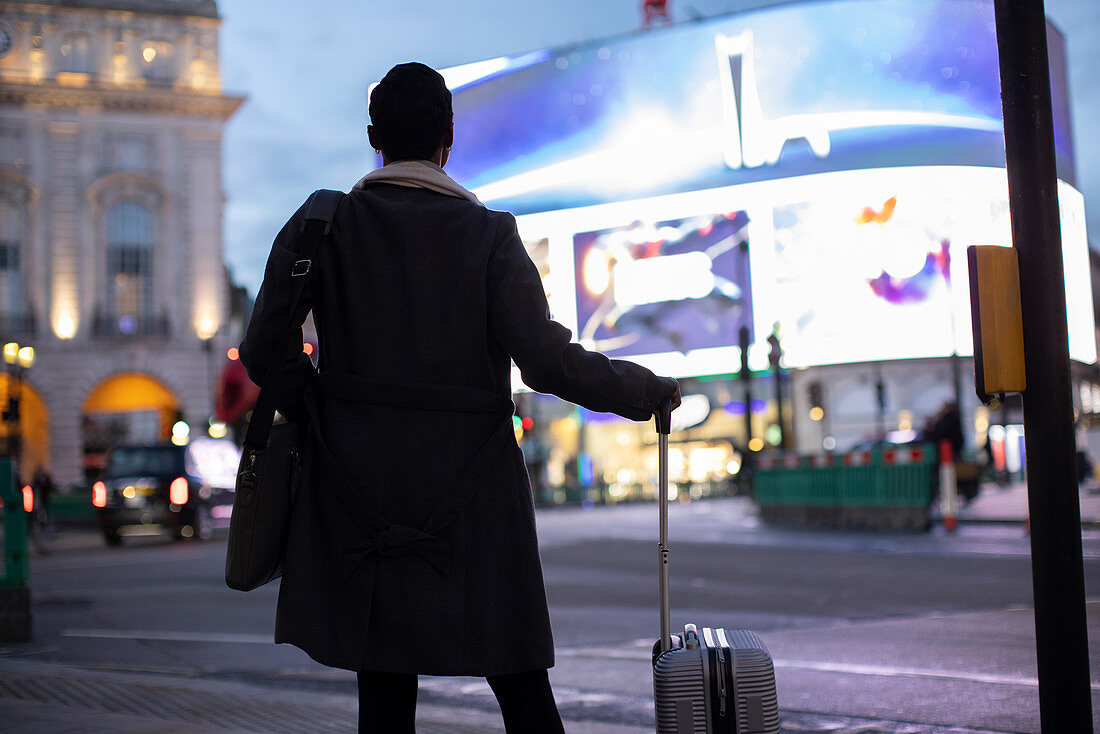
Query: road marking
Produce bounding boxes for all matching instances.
[34,552,211,572]
[557,646,1100,690]
[771,659,1053,688]
[61,629,272,645]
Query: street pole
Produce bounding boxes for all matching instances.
[738,325,755,493]
[951,352,963,422]
[739,325,753,447]
[767,330,785,448]
[993,1,1093,730]
[738,238,755,452]
[772,367,785,449]
[875,363,886,442]
[9,365,20,473]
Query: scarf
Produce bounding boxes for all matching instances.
[352,160,483,206]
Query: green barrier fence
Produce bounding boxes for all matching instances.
[48,490,97,524]
[754,444,936,530]
[0,457,31,642]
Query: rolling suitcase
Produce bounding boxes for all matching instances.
[651,400,780,733]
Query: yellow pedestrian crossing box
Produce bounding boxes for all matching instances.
[967,245,1026,403]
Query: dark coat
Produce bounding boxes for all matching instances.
[240,182,677,677]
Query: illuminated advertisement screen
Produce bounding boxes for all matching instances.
[441,0,1091,373]
[515,167,1095,373]
[573,212,753,358]
[757,169,1095,367]
[445,0,1074,215]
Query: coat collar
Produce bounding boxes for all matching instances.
[353,160,483,206]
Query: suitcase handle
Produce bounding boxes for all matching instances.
[656,398,673,652]
[655,398,672,435]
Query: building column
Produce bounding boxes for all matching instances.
[41,367,85,488]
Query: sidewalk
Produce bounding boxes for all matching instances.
[0,658,648,734]
[0,658,1014,734]
[954,481,1100,527]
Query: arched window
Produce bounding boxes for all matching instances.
[106,201,153,334]
[140,39,174,84]
[0,200,22,329]
[60,32,96,74]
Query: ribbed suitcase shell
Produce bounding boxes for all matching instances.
[653,626,779,734]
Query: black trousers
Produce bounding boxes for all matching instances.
[357,668,565,733]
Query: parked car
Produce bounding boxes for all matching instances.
[93,439,240,546]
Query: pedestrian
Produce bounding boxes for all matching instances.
[923,401,964,455]
[30,466,53,528]
[1076,447,1093,487]
[240,62,681,734]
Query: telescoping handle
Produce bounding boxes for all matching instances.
[655,398,673,653]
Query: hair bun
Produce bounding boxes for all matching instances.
[367,63,452,161]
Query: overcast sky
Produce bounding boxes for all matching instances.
[218,0,1100,296]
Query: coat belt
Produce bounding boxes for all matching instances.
[316,372,514,414]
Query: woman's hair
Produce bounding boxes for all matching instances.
[368,62,452,162]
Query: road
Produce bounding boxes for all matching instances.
[4,496,1100,733]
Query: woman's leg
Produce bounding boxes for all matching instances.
[486,668,565,734]
[357,671,418,733]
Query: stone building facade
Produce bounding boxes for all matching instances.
[0,0,243,485]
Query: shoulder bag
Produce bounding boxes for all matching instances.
[225,188,344,591]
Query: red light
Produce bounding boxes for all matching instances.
[226,347,239,361]
[938,439,954,465]
[92,480,107,508]
[521,416,534,431]
[22,485,32,513]
[170,476,188,505]
[303,342,314,356]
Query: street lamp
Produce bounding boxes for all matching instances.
[2,342,35,478]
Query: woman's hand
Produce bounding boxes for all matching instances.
[669,387,682,412]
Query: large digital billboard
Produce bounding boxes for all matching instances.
[443,0,1074,215]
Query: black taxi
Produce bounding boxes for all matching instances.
[93,439,240,546]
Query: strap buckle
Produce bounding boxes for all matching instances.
[290,259,312,277]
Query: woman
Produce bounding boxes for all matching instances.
[241,62,681,733]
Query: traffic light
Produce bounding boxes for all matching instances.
[513,415,535,441]
[767,331,782,369]
[738,325,751,375]
[2,396,18,424]
[807,382,824,422]
[808,382,823,409]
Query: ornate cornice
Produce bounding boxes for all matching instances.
[3,0,219,20]
[0,80,244,120]
[85,170,164,206]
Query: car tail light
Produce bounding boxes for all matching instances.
[170,476,188,505]
[22,485,32,513]
[92,481,107,508]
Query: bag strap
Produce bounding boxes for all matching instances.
[243,189,345,451]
